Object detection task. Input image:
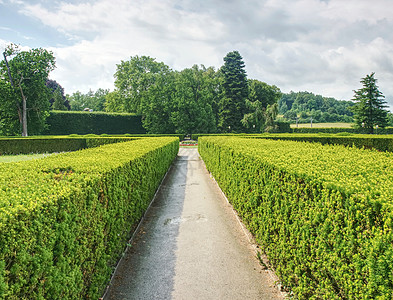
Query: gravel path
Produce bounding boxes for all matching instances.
[104,148,284,300]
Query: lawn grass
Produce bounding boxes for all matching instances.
[290,122,353,128]
[0,153,53,163]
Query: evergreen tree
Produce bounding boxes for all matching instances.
[218,51,248,132]
[351,72,388,133]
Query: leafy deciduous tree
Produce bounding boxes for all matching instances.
[114,56,171,114]
[67,88,109,111]
[171,65,217,134]
[111,55,175,133]
[1,44,55,136]
[104,90,123,112]
[241,79,282,132]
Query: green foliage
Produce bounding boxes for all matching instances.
[46,79,70,110]
[67,89,109,112]
[192,132,393,152]
[0,137,179,299]
[0,79,19,136]
[0,44,56,136]
[249,133,393,152]
[279,91,354,123]
[351,73,389,133]
[0,136,133,155]
[108,52,283,134]
[44,111,145,135]
[219,51,249,132]
[104,90,123,113]
[292,127,393,134]
[171,65,218,134]
[388,113,393,126]
[242,80,282,132]
[113,55,172,114]
[51,87,67,111]
[199,136,393,299]
[111,55,176,133]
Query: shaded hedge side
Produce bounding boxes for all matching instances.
[45,111,146,135]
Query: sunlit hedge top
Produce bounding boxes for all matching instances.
[201,136,393,201]
[0,137,178,222]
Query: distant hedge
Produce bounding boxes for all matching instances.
[292,127,393,134]
[244,133,393,152]
[191,133,393,152]
[45,111,146,135]
[0,136,133,155]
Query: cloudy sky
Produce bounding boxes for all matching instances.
[1,0,393,109]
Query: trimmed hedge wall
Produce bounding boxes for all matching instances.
[0,136,134,155]
[199,136,393,299]
[248,133,393,152]
[0,137,179,299]
[192,133,393,152]
[45,111,146,135]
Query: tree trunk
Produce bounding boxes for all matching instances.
[19,83,28,137]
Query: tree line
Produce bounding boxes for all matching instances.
[279,91,355,123]
[1,44,391,136]
[103,52,282,134]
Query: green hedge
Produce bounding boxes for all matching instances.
[199,136,393,299]
[192,133,393,152]
[0,136,135,155]
[292,127,393,134]
[0,137,179,299]
[247,133,393,152]
[45,111,146,135]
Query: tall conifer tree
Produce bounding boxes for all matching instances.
[351,72,388,133]
[219,51,248,132]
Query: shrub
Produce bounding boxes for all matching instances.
[0,136,133,155]
[247,133,393,152]
[199,136,393,299]
[0,137,179,299]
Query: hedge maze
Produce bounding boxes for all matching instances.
[1,133,393,299]
[0,137,179,299]
[199,136,393,299]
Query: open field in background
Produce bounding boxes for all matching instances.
[290,122,353,128]
[0,153,54,163]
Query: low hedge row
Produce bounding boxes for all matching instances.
[292,127,393,134]
[0,136,134,155]
[0,137,179,299]
[192,133,393,152]
[248,133,393,152]
[44,111,146,135]
[199,136,393,299]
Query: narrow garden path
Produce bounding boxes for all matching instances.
[104,148,284,300]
